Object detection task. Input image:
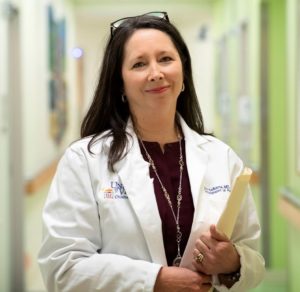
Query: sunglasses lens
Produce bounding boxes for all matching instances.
[147,12,166,18]
[112,19,125,30]
[111,12,168,36]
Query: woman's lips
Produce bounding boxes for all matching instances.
[146,86,170,93]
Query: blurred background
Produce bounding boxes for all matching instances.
[0,0,300,291]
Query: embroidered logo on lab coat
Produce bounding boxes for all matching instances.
[204,184,231,195]
[103,182,128,199]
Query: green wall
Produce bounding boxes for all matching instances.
[213,0,300,290]
[212,0,288,279]
[286,0,300,291]
[267,0,287,269]
[287,0,300,194]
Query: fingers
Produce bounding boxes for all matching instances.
[197,225,229,251]
[193,248,204,263]
[195,271,212,285]
[193,237,211,271]
[210,224,229,242]
[154,266,212,291]
[195,237,211,254]
[200,274,212,284]
[193,224,235,276]
[196,225,226,250]
[196,272,212,292]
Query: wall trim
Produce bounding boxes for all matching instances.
[25,159,58,194]
[279,187,300,229]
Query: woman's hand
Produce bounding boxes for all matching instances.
[154,266,212,292]
[192,224,241,275]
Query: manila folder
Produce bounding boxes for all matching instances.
[216,167,252,238]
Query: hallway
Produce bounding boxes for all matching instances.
[1,0,300,291]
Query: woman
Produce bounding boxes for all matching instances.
[38,12,265,291]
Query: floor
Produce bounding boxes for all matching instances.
[251,270,287,292]
[24,184,288,292]
[25,184,48,292]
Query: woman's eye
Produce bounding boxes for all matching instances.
[160,56,173,62]
[132,62,145,69]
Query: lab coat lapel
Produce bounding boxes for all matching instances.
[185,140,208,212]
[180,118,210,269]
[116,132,167,266]
[180,117,209,213]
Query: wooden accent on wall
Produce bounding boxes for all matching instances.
[279,190,300,230]
[25,160,58,194]
[250,169,260,185]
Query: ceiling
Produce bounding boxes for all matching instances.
[68,0,213,6]
[67,0,214,24]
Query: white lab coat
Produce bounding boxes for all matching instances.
[38,117,265,292]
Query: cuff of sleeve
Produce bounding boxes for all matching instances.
[212,243,265,291]
[211,248,245,292]
[142,262,163,292]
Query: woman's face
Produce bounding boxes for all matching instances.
[121,28,183,117]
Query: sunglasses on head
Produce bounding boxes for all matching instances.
[110,11,169,37]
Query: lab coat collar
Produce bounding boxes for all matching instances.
[179,115,209,147]
[101,115,209,151]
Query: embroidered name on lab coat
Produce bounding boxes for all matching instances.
[204,184,231,195]
[103,181,128,199]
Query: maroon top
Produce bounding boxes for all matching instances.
[139,139,195,266]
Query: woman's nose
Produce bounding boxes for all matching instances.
[148,64,163,81]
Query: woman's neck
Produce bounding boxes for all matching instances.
[133,113,180,146]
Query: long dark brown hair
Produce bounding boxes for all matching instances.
[81,14,208,171]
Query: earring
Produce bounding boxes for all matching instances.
[181,83,185,92]
[121,94,127,103]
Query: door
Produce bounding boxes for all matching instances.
[0,2,24,291]
[259,0,271,267]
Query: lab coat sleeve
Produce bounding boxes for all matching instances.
[212,148,265,291]
[38,147,162,292]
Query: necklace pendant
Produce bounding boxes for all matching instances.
[172,256,182,267]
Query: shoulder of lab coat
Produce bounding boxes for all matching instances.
[38,133,162,292]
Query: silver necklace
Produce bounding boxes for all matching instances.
[139,137,184,267]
